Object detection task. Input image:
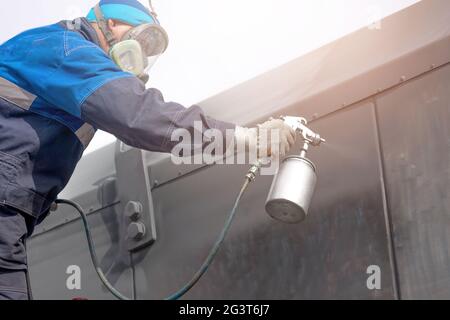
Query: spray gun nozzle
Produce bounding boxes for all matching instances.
[281,116,326,148]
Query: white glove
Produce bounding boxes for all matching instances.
[235,119,296,158]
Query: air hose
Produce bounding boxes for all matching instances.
[55,199,131,300]
[55,162,261,300]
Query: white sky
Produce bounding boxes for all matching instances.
[0,0,420,155]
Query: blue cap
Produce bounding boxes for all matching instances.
[86,0,157,26]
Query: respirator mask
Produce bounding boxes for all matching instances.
[94,3,169,84]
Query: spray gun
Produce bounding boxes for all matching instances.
[281,116,325,148]
[264,116,325,224]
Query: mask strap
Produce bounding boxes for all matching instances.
[94,4,118,47]
[148,0,160,24]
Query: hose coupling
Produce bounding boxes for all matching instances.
[246,159,266,181]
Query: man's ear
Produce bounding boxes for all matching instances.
[107,19,116,29]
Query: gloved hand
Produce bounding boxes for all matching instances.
[235,118,297,158]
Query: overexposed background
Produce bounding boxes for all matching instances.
[0,0,420,155]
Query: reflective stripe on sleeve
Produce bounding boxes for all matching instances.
[0,77,36,110]
[75,123,96,149]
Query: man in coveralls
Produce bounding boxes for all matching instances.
[0,0,295,299]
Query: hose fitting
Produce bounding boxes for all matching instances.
[246,160,265,181]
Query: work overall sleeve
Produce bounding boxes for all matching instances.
[81,76,236,153]
[33,34,235,153]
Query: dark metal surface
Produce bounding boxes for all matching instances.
[28,204,133,300]
[131,103,395,300]
[376,63,450,299]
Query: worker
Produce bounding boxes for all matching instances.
[0,0,295,300]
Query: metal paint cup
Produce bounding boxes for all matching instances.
[265,156,317,224]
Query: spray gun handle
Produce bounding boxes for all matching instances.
[281,116,326,147]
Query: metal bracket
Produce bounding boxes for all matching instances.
[115,141,157,252]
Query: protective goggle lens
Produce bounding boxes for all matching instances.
[111,24,169,83]
[123,24,169,57]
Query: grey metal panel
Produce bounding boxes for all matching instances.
[132,102,395,300]
[376,63,450,299]
[28,204,133,300]
[115,144,157,251]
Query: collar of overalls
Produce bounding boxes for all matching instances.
[62,17,102,48]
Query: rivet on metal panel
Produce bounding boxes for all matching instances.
[153,180,159,187]
[125,201,143,221]
[128,222,146,241]
[400,76,406,82]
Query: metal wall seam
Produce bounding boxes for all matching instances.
[371,97,402,300]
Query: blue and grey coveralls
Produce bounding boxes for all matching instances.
[0,18,234,299]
